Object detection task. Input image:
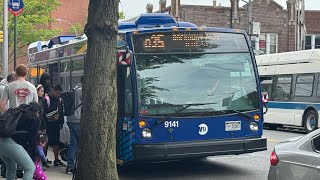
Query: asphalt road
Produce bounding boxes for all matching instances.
[0,129,306,180]
[119,129,306,180]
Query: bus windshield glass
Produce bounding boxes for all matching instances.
[133,31,258,116]
[134,53,259,116]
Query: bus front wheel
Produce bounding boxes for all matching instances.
[303,110,318,133]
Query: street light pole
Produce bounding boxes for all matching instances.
[13,16,17,70]
[56,19,78,37]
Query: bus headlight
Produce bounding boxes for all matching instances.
[142,128,152,139]
[249,122,259,132]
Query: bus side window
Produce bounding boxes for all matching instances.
[295,75,314,97]
[71,57,84,89]
[60,61,71,91]
[124,67,133,116]
[38,64,47,83]
[275,76,292,101]
[48,62,59,86]
[260,78,273,100]
[29,66,37,84]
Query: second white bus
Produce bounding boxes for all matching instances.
[257,49,320,132]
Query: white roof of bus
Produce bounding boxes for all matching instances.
[28,41,47,50]
[256,49,320,66]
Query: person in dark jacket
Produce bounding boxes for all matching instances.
[0,102,42,180]
[35,84,46,130]
[35,84,46,131]
[40,84,65,166]
[39,72,52,95]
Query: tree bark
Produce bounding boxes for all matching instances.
[75,0,119,179]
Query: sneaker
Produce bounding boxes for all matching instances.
[54,159,66,167]
[47,159,52,165]
[66,166,74,174]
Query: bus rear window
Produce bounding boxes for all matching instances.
[132,32,249,53]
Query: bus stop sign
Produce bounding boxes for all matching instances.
[8,0,24,16]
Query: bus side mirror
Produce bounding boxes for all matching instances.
[262,92,269,114]
[117,50,133,66]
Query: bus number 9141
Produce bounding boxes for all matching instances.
[164,121,179,128]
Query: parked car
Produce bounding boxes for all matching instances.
[268,129,320,180]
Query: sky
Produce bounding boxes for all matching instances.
[120,0,320,19]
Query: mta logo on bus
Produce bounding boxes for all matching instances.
[199,123,208,135]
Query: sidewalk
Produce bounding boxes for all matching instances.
[1,149,71,180]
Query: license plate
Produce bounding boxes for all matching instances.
[225,121,241,131]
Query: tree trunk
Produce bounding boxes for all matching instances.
[75,0,119,179]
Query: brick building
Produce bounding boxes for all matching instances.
[305,10,320,49]
[50,0,88,35]
[12,0,88,72]
[144,0,320,55]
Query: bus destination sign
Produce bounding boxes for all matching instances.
[133,31,248,53]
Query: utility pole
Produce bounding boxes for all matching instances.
[248,0,252,36]
[175,0,179,21]
[241,0,258,51]
[240,0,252,35]
[297,0,305,51]
[3,0,9,77]
[171,0,180,21]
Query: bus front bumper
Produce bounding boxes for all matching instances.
[133,137,267,161]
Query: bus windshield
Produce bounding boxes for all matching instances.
[135,53,259,116]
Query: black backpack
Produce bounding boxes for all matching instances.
[0,107,25,137]
[61,87,81,116]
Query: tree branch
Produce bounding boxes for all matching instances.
[8,44,30,64]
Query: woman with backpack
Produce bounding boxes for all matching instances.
[0,102,42,180]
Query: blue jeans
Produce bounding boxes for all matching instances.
[67,122,80,168]
[0,137,35,180]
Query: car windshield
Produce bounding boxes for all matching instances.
[135,53,259,116]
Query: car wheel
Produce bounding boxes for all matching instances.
[303,110,318,133]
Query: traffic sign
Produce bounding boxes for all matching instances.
[117,50,132,66]
[8,0,24,16]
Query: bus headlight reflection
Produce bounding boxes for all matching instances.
[142,128,152,139]
[249,122,259,132]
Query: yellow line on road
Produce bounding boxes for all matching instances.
[267,138,281,143]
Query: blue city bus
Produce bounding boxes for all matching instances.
[27,13,267,166]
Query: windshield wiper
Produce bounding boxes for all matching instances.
[223,109,252,120]
[155,102,217,125]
